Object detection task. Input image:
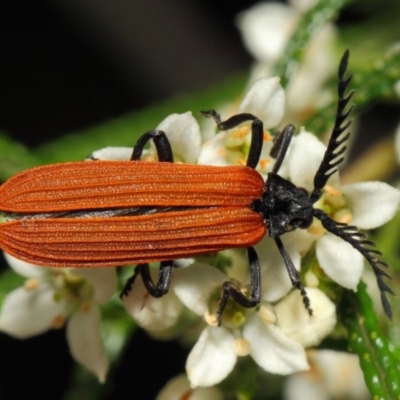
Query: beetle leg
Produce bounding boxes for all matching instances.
[120,267,141,298]
[120,260,174,298]
[274,237,312,315]
[269,124,295,174]
[131,130,174,162]
[200,110,263,170]
[216,247,261,326]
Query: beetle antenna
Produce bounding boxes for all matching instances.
[313,208,393,320]
[310,50,354,204]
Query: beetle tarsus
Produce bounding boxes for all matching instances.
[121,261,174,299]
[296,282,313,316]
[199,109,222,125]
[216,247,261,326]
[120,266,141,298]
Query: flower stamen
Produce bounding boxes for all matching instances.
[24,278,40,291]
[233,338,251,356]
[51,315,66,329]
[259,305,277,324]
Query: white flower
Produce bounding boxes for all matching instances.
[284,350,369,400]
[236,2,298,63]
[155,112,202,163]
[198,76,285,176]
[88,112,202,164]
[173,264,335,387]
[0,253,117,382]
[122,257,335,388]
[236,1,337,120]
[157,374,223,400]
[287,130,400,290]
[122,266,184,332]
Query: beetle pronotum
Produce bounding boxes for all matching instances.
[0,51,392,323]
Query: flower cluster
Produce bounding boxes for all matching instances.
[0,2,399,397]
[0,253,115,382]
[236,0,337,123]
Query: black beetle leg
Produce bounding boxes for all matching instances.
[121,260,175,299]
[131,130,174,162]
[200,110,264,169]
[274,237,312,315]
[269,124,295,174]
[216,247,262,326]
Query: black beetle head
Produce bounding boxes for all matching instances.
[253,173,313,238]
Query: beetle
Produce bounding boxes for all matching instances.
[0,51,393,323]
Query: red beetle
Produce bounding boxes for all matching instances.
[0,51,392,323]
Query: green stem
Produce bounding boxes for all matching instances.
[273,0,352,87]
[307,48,400,136]
[341,282,400,399]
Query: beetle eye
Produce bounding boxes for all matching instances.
[299,216,313,229]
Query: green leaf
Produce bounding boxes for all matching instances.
[373,209,400,274]
[101,297,136,361]
[0,269,25,307]
[341,282,400,399]
[0,132,42,181]
[273,0,353,87]
[341,2,400,65]
[352,48,400,105]
[306,47,400,136]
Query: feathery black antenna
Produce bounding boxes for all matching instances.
[310,50,354,203]
[313,209,393,319]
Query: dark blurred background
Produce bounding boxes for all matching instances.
[0,1,398,399]
[0,0,256,148]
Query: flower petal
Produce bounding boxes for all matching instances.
[3,252,48,278]
[186,326,237,387]
[285,350,369,400]
[243,314,309,374]
[286,24,336,114]
[274,288,336,347]
[257,238,295,302]
[173,263,227,315]
[198,131,230,166]
[342,181,400,229]
[309,350,369,398]
[284,373,327,400]
[67,304,109,382]
[290,0,319,13]
[316,233,363,290]
[157,374,223,400]
[86,146,133,161]
[236,3,296,61]
[71,268,117,304]
[238,77,285,128]
[156,112,201,163]
[0,282,70,338]
[123,269,183,331]
[288,130,329,190]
